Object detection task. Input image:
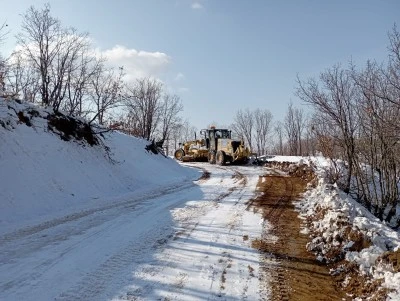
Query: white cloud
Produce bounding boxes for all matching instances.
[178,87,189,93]
[97,45,171,81]
[174,72,185,81]
[191,2,203,9]
[12,41,173,84]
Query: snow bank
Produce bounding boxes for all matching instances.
[299,177,400,299]
[0,98,199,235]
[264,155,400,299]
[266,154,341,169]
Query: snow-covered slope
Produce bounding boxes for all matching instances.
[0,98,199,235]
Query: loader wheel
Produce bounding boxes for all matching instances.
[174,149,185,161]
[208,151,216,164]
[216,151,226,165]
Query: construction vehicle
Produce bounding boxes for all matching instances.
[173,138,209,162]
[174,127,250,165]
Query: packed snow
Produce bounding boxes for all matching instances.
[111,164,266,300]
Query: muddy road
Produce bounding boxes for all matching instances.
[250,171,348,301]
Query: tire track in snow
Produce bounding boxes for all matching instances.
[56,168,242,301]
[128,165,261,301]
[112,166,236,300]
[0,180,195,244]
[0,181,200,300]
[55,225,174,301]
[214,168,259,300]
[1,164,262,301]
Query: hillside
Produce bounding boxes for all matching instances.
[0,98,199,235]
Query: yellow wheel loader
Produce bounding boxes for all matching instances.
[174,127,250,165]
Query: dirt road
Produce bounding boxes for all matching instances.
[250,171,348,301]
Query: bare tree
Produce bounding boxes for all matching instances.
[124,77,163,140]
[17,4,61,105]
[294,26,400,227]
[0,63,5,96]
[88,65,124,125]
[114,111,141,137]
[303,116,317,156]
[351,59,400,221]
[253,108,273,155]
[0,59,6,97]
[232,108,254,151]
[5,50,40,101]
[350,26,400,120]
[273,121,284,155]
[177,120,197,143]
[62,55,101,116]
[0,22,9,96]
[0,22,8,44]
[50,30,91,111]
[16,4,91,110]
[158,93,183,150]
[386,24,400,107]
[294,106,306,155]
[167,119,197,155]
[283,102,299,155]
[297,65,358,193]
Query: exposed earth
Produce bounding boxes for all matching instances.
[250,162,399,301]
[249,169,348,300]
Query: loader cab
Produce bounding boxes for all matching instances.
[216,129,231,139]
[201,128,231,152]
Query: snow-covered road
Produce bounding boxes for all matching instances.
[0,164,267,301]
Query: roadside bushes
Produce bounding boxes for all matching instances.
[296,26,400,228]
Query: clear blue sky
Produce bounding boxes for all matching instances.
[1,0,399,129]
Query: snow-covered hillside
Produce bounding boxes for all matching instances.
[0,98,199,235]
[0,98,265,300]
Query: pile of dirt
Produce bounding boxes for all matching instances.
[2,100,100,147]
[263,161,318,187]
[47,111,99,146]
[304,204,391,299]
[300,181,397,299]
[304,204,371,264]
[379,249,400,273]
[332,261,389,300]
[145,139,166,156]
